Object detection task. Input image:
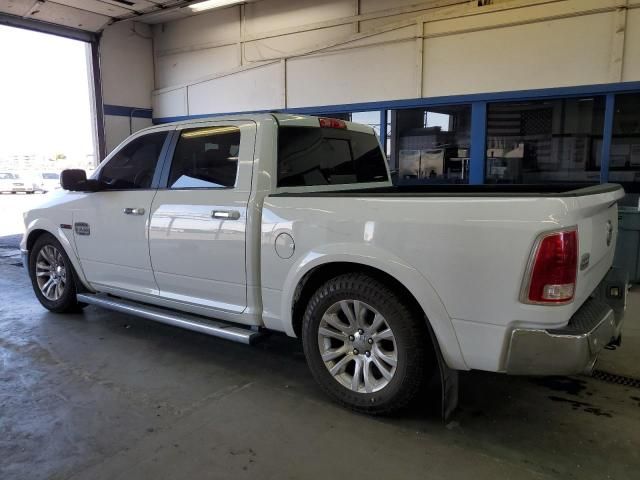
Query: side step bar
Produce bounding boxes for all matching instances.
[77,293,263,345]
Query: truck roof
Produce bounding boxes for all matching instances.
[142,113,375,135]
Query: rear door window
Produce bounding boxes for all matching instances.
[277,126,388,187]
[168,126,241,189]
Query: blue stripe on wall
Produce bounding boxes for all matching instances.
[104,104,153,118]
[152,81,640,124]
[150,80,640,186]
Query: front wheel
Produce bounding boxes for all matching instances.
[302,273,430,415]
[29,233,84,313]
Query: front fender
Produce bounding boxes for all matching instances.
[23,218,92,291]
[279,242,468,370]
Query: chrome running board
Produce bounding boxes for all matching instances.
[77,293,262,345]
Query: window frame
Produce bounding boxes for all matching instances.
[157,120,255,192]
[92,127,175,191]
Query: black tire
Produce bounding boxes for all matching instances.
[302,273,430,415]
[29,233,84,313]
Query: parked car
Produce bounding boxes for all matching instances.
[2,172,38,194]
[20,114,627,415]
[32,172,61,193]
[0,172,18,193]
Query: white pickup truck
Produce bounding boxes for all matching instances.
[21,114,627,415]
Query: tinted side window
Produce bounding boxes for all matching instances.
[100,132,168,189]
[168,126,241,189]
[277,126,388,187]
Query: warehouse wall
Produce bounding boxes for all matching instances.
[99,21,154,154]
[151,0,640,120]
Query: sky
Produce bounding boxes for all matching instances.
[0,25,95,160]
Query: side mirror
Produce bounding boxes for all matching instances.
[60,169,102,192]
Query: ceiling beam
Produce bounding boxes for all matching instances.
[0,11,98,42]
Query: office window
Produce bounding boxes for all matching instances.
[609,93,640,192]
[351,111,382,137]
[168,126,240,189]
[485,97,605,184]
[392,105,471,184]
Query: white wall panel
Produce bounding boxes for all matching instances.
[155,45,240,89]
[623,8,640,82]
[360,0,453,14]
[187,62,284,115]
[327,25,415,49]
[244,0,353,35]
[150,0,639,118]
[101,22,154,107]
[286,40,417,108]
[153,7,240,53]
[152,88,187,119]
[243,24,353,62]
[422,13,615,97]
[104,116,152,154]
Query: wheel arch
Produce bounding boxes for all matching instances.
[24,222,92,292]
[283,251,468,370]
[25,228,49,251]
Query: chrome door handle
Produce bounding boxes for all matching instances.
[212,210,240,220]
[123,207,145,215]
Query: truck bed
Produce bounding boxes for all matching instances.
[272,183,622,198]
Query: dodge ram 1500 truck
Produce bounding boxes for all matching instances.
[21,114,627,415]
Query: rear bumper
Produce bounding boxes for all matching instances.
[505,298,619,375]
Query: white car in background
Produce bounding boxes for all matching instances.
[0,172,18,193]
[34,172,62,193]
[0,172,37,194]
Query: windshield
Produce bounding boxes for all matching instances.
[0,172,16,179]
[42,173,59,179]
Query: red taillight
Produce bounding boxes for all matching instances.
[318,117,347,129]
[523,229,578,304]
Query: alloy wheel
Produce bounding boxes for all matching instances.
[317,299,398,393]
[35,245,67,301]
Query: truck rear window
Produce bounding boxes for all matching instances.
[277,126,388,187]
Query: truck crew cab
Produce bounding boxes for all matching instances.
[21,114,627,415]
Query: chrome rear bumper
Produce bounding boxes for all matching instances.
[505,298,618,375]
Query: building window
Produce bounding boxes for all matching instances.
[485,97,605,184]
[391,105,471,184]
[609,93,640,192]
[351,111,382,138]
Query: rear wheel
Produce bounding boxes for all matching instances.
[302,273,430,415]
[29,233,84,313]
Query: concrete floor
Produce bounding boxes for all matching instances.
[1,249,640,479]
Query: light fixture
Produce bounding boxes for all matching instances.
[188,0,243,13]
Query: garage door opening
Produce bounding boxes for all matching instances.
[0,24,97,236]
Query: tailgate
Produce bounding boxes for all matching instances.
[571,185,625,306]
